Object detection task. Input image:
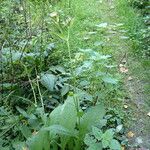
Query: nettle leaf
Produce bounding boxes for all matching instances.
[80,105,105,136]
[84,134,96,146]
[102,139,109,148]
[87,143,102,150]
[2,49,22,62]
[49,96,77,131]
[40,73,57,91]
[110,139,121,150]
[76,89,93,102]
[47,43,55,50]
[102,76,118,84]
[84,134,102,150]
[102,129,114,148]
[50,66,66,74]
[75,61,93,75]
[92,126,103,140]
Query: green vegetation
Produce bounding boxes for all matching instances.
[0,0,149,149]
[116,0,150,105]
[117,0,149,57]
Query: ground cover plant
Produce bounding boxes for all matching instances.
[0,0,150,150]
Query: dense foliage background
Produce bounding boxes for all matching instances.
[0,0,149,150]
[128,0,150,56]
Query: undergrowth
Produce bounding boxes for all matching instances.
[116,0,150,57]
[116,0,150,107]
[2,0,149,149]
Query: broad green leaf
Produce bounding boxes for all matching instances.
[50,66,65,74]
[2,49,23,62]
[20,125,32,139]
[61,85,70,96]
[84,134,96,146]
[87,143,102,150]
[102,77,118,84]
[102,129,114,141]
[90,54,111,60]
[27,130,49,150]
[80,105,105,136]
[49,96,77,131]
[16,106,28,118]
[110,139,121,150]
[40,73,57,91]
[42,125,77,137]
[102,139,109,148]
[116,124,123,133]
[102,129,114,148]
[99,119,107,128]
[0,83,17,90]
[12,141,26,150]
[92,126,103,140]
[49,96,77,149]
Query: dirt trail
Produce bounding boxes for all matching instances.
[98,0,150,149]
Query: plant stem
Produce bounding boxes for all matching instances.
[35,69,45,112]
[24,65,37,106]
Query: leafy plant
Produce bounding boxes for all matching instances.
[84,127,121,150]
[25,95,105,150]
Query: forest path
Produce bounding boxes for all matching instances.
[97,0,150,149]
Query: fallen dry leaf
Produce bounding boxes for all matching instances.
[123,104,128,109]
[127,131,134,138]
[147,112,150,117]
[127,76,133,81]
[119,66,128,73]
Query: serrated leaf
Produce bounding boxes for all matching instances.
[84,134,96,146]
[110,139,121,150]
[92,126,103,140]
[87,143,102,150]
[40,73,57,91]
[102,139,109,148]
[102,129,114,148]
[102,129,114,141]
